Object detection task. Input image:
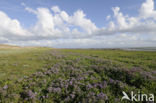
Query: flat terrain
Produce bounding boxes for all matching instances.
[0,46,156,102]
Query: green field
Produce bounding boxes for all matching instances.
[0,46,155,103]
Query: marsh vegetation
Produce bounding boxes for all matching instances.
[0,46,155,102]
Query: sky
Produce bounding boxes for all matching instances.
[0,0,156,48]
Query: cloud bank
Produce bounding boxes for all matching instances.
[0,0,156,48]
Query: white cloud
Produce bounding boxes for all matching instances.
[25,6,98,37]
[139,0,156,19]
[25,7,37,14]
[32,8,56,37]
[51,6,61,13]
[21,2,26,6]
[0,0,156,48]
[0,11,30,40]
[106,15,111,20]
[60,11,69,21]
[69,10,98,34]
[112,7,129,29]
[108,21,115,30]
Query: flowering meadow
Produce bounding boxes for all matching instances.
[0,47,156,103]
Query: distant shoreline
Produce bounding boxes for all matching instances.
[0,44,156,51]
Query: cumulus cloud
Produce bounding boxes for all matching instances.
[25,7,37,14]
[32,8,58,37]
[25,6,98,38]
[0,11,31,41]
[71,10,98,34]
[96,0,156,36]
[51,6,61,13]
[21,2,26,6]
[139,0,156,19]
[0,0,156,48]
[106,15,111,20]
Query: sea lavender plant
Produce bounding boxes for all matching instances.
[97,92,108,100]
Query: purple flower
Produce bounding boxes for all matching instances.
[152,70,156,74]
[35,72,44,77]
[140,71,154,80]
[27,90,36,99]
[69,81,73,85]
[65,84,69,89]
[86,84,92,90]
[103,81,107,88]
[24,98,28,100]
[119,82,127,88]
[77,77,84,80]
[3,85,8,90]
[93,83,98,88]
[98,84,103,88]
[46,95,49,98]
[97,92,108,100]
[115,80,121,84]
[42,96,45,99]
[88,92,95,97]
[29,82,36,87]
[70,94,75,99]
[47,87,53,93]
[109,78,115,84]
[44,70,52,75]
[43,79,47,84]
[53,87,61,93]
[130,67,142,73]
[64,96,70,102]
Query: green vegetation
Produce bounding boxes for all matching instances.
[0,46,155,103]
[0,47,51,81]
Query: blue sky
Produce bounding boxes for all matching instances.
[0,0,146,28]
[0,0,156,48]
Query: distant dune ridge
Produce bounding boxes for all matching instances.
[0,44,20,49]
[0,44,52,49]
